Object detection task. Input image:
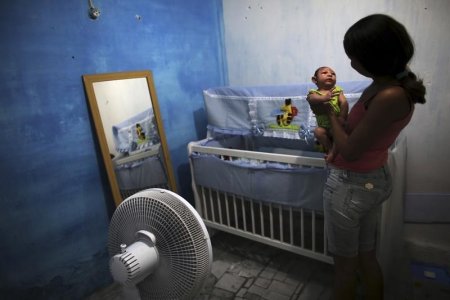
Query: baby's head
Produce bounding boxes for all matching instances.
[311,66,337,90]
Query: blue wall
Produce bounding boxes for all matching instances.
[0,0,226,298]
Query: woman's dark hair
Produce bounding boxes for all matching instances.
[344,14,426,104]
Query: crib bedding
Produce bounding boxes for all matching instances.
[114,153,167,191]
[113,145,167,193]
[201,134,317,152]
[191,136,326,210]
[204,81,370,139]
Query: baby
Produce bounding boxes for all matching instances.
[307,66,348,162]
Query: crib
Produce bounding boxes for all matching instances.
[188,81,407,265]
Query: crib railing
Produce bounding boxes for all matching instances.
[195,185,332,263]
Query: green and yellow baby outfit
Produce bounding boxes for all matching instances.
[309,86,343,129]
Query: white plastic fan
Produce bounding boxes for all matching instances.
[108,188,212,300]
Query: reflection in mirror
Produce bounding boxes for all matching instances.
[83,71,176,206]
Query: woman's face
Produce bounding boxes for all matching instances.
[349,57,372,77]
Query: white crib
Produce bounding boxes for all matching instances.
[188,82,406,266]
[189,137,332,263]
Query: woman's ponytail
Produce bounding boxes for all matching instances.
[399,71,426,104]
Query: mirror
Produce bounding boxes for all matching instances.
[83,70,177,206]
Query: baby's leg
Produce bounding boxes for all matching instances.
[314,127,332,152]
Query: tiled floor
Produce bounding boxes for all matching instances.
[88,231,450,300]
[199,231,335,299]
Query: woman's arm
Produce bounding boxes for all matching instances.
[338,92,348,122]
[328,86,410,161]
[307,91,331,104]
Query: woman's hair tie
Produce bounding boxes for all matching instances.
[396,69,410,79]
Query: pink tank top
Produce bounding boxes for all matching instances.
[331,97,413,172]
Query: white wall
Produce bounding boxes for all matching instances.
[222,0,450,194]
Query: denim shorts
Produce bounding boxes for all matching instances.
[323,165,392,257]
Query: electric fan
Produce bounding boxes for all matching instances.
[108,188,212,299]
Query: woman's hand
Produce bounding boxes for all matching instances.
[321,101,336,116]
[307,88,341,105]
[330,87,342,98]
[308,88,342,115]
[307,91,331,104]
[309,103,328,115]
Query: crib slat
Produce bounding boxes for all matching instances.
[225,192,231,226]
[301,209,304,248]
[279,205,283,243]
[289,208,294,245]
[312,210,316,252]
[233,194,238,229]
[218,192,223,224]
[260,201,264,236]
[209,188,216,222]
[242,198,247,231]
[201,186,209,220]
[269,203,274,239]
[251,200,255,234]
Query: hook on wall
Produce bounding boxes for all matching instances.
[88,0,100,20]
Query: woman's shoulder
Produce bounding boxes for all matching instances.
[376,85,407,98]
[370,85,412,120]
[364,84,408,104]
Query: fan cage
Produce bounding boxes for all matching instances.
[108,189,212,299]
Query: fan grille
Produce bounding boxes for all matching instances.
[108,189,212,299]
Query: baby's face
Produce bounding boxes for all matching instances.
[315,67,336,89]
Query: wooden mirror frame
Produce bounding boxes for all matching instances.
[83,70,176,206]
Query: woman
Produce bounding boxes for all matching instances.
[322,14,426,299]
